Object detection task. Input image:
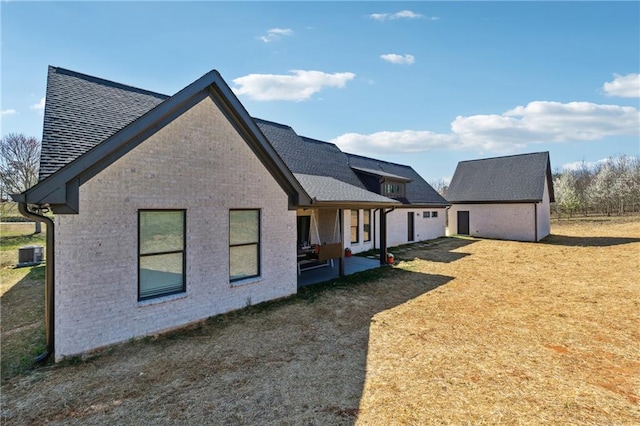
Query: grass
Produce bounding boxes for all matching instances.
[1,216,638,424]
[0,222,46,268]
[1,222,47,379]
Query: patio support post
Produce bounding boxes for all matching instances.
[338,208,345,277]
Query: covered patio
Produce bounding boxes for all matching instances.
[297,255,381,287]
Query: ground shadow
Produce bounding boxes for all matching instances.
[394,237,478,263]
[1,267,453,424]
[542,234,640,247]
[1,265,46,380]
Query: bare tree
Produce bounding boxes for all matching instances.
[429,178,449,198]
[1,133,41,232]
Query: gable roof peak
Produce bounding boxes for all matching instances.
[459,151,549,164]
[447,151,554,203]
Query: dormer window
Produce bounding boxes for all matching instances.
[381,180,405,198]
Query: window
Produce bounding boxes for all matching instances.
[138,210,186,301]
[432,211,438,218]
[351,210,359,244]
[381,181,405,198]
[363,210,371,242]
[423,211,431,218]
[230,209,260,282]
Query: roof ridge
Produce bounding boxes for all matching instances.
[345,152,413,169]
[457,151,549,164]
[252,117,296,131]
[299,135,338,147]
[49,66,170,100]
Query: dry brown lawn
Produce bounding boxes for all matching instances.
[1,217,638,425]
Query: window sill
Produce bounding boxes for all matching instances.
[138,292,188,307]
[230,276,262,287]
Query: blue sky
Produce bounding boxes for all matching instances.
[1,1,639,184]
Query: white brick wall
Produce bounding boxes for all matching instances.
[54,97,297,360]
[384,208,447,248]
[536,176,552,241]
[447,203,536,241]
[446,177,552,242]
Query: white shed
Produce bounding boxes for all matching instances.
[446,152,555,242]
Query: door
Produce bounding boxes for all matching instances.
[457,211,470,235]
[407,212,415,242]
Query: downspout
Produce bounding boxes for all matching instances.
[18,203,54,363]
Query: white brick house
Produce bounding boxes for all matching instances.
[15,68,312,360]
[14,67,448,361]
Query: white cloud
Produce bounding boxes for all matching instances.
[30,97,45,111]
[380,53,415,65]
[332,101,640,155]
[1,109,17,116]
[260,28,293,43]
[603,73,640,98]
[232,70,355,102]
[332,130,456,155]
[369,10,429,21]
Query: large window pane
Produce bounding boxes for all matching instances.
[230,210,259,245]
[230,245,259,281]
[139,210,186,300]
[140,211,184,254]
[351,210,359,244]
[363,210,371,242]
[140,253,184,299]
[230,209,260,282]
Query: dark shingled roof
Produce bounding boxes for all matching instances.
[446,152,555,203]
[39,67,168,181]
[346,153,449,206]
[253,119,366,189]
[35,66,432,207]
[294,174,397,204]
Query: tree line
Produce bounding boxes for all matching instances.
[553,155,640,217]
[2,132,638,219]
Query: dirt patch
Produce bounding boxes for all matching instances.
[1,216,639,424]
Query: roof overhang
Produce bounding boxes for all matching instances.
[13,70,311,213]
[448,199,542,204]
[301,200,402,209]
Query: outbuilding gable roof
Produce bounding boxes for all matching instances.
[15,66,310,212]
[346,153,449,206]
[446,152,555,203]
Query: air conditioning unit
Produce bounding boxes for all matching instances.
[18,246,44,266]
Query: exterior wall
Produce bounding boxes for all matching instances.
[384,208,447,247]
[447,203,536,242]
[54,97,296,360]
[536,176,552,241]
[346,207,446,251]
